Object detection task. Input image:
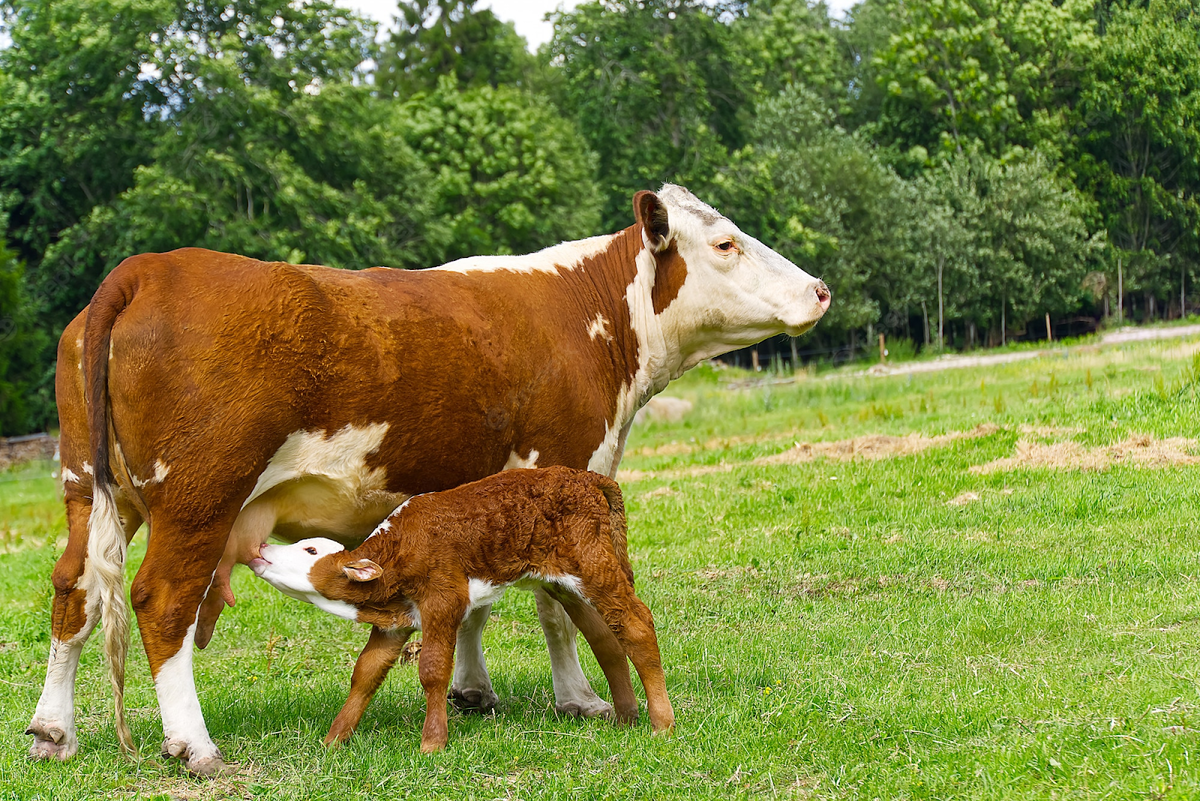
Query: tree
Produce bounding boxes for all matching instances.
[546,0,749,228]
[867,0,1098,161]
[394,80,602,261]
[376,0,539,98]
[1070,0,1200,316]
[0,232,53,435]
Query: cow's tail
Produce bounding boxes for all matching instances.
[82,271,136,756]
[594,474,635,585]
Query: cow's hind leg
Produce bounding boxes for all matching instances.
[449,605,499,712]
[28,492,141,760]
[533,588,614,719]
[130,515,234,777]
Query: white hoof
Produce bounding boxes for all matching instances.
[26,718,78,762]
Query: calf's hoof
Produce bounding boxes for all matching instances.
[26,720,78,761]
[449,686,498,714]
[162,738,233,778]
[555,694,614,720]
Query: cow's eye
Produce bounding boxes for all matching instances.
[304,547,317,555]
[715,239,736,253]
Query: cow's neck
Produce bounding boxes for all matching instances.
[569,225,678,428]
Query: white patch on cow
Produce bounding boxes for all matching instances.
[61,468,80,485]
[587,313,612,342]
[241,423,407,545]
[367,518,391,540]
[155,620,221,765]
[250,539,361,621]
[467,578,507,611]
[433,234,616,275]
[503,449,539,470]
[81,462,93,476]
[130,459,170,488]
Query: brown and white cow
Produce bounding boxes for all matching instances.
[250,466,674,753]
[27,185,829,775]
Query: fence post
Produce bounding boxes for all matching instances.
[1045,312,1052,343]
[878,333,887,364]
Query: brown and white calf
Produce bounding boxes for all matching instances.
[250,466,673,753]
[29,185,829,775]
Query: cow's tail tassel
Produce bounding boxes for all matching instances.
[88,484,136,756]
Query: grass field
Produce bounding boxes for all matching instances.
[4,335,1200,799]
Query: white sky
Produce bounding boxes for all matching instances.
[336,0,857,50]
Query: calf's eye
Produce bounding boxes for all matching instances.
[715,240,735,252]
[304,547,318,555]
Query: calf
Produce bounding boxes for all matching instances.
[249,466,674,753]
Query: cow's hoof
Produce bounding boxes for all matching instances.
[555,696,615,720]
[162,739,232,778]
[449,686,499,714]
[26,719,78,762]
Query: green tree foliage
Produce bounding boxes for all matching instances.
[0,232,52,434]
[0,0,170,265]
[1071,0,1200,307]
[868,0,1097,161]
[397,80,600,261]
[546,0,748,228]
[377,0,538,97]
[733,0,851,112]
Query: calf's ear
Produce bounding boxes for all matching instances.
[343,558,383,582]
[634,190,670,252]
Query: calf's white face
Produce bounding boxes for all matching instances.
[650,185,831,367]
[249,538,360,620]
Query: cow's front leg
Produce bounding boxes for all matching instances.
[131,523,232,777]
[534,588,614,718]
[449,605,499,712]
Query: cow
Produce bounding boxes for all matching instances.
[249,466,674,753]
[27,185,829,775]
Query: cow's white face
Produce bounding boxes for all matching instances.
[647,185,831,369]
[249,538,360,620]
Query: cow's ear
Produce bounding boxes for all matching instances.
[634,190,670,252]
[343,558,383,582]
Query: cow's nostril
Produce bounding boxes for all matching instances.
[815,281,831,310]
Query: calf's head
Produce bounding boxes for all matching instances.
[250,538,384,620]
[636,185,831,370]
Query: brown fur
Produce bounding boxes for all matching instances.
[305,467,674,752]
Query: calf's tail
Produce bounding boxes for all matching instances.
[594,475,635,585]
[82,270,137,756]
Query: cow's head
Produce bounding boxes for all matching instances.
[634,185,830,371]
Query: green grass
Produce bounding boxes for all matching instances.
[5,336,1200,799]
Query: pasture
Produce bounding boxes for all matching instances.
[3,335,1200,800]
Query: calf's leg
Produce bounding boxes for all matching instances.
[417,611,463,753]
[534,588,614,719]
[588,587,675,734]
[551,591,638,724]
[326,626,414,745]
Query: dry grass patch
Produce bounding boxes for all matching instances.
[758,423,1000,466]
[971,434,1200,474]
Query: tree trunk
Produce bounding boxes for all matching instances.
[790,336,799,371]
[1117,257,1124,324]
[922,301,930,348]
[937,254,945,351]
[1001,300,1006,346]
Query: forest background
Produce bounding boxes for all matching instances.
[0,0,1197,435]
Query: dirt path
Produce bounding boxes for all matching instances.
[852,324,1200,379]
